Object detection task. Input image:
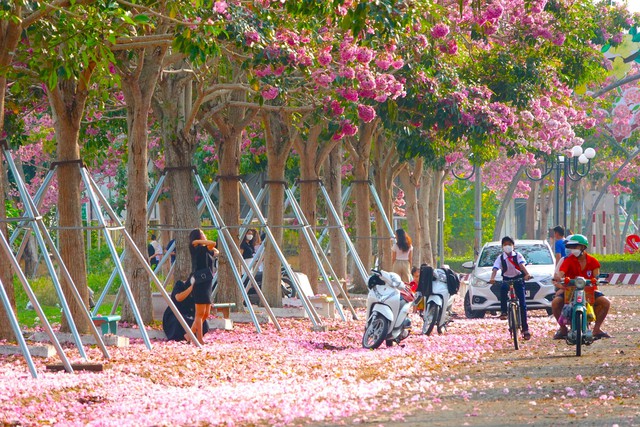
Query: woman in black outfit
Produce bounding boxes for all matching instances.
[188,228,218,344]
[162,279,210,341]
[240,228,260,259]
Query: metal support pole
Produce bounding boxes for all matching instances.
[3,148,89,359]
[239,181,323,328]
[196,176,282,332]
[563,159,568,230]
[320,183,370,284]
[285,188,357,321]
[554,159,561,229]
[473,168,482,257]
[83,169,201,348]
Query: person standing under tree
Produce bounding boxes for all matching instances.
[240,228,261,260]
[552,225,567,265]
[188,228,218,345]
[148,234,163,269]
[391,228,413,282]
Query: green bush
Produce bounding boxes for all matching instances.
[598,253,640,274]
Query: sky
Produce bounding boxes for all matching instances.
[624,0,640,13]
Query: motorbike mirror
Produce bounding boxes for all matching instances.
[461,261,475,270]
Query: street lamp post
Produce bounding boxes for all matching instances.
[526,145,596,230]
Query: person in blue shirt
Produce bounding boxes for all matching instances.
[552,225,566,264]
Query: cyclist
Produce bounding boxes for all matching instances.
[552,234,611,340]
[488,236,533,340]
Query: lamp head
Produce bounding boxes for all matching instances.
[571,145,583,158]
[578,154,589,164]
[584,147,596,159]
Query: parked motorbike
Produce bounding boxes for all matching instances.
[418,265,457,336]
[362,269,416,349]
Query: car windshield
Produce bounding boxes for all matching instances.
[477,244,554,267]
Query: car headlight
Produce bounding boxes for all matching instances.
[539,276,553,287]
[470,276,491,288]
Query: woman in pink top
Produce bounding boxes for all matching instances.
[391,228,413,282]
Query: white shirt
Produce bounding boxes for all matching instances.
[392,243,412,261]
[151,241,163,260]
[492,251,525,278]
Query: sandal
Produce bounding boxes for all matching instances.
[523,331,531,341]
[593,331,612,339]
[553,330,567,340]
[499,313,507,320]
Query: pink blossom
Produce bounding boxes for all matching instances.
[357,104,376,123]
[213,1,227,13]
[431,23,450,39]
[261,86,279,100]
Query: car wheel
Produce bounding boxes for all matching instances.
[464,291,485,319]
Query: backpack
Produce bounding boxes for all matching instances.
[500,252,523,277]
[147,243,154,257]
[417,264,433,296]
[443,268,460,295]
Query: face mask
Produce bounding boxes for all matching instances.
[247,235,253,241]
[503,245,513,254]
[569,248,582,257]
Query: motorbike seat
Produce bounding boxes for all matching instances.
[400,289,415,303]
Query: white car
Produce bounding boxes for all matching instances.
[462,240,556,319]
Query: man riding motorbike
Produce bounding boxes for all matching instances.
[552,234,611,340]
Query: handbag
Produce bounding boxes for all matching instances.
[192,267,213,286]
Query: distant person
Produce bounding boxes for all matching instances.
[391,228,413,282]
[148,234,163,269]
[240,228,261,260]
[166,238,176,264]
[552,226,566,264]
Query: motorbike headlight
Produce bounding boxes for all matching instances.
[471,276,491,288]
[575,277,586,290]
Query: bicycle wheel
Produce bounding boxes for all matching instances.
[509,303,519,350]
[423,301,440,336]
[575,310,583,357]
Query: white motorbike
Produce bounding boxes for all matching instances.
[362,269,416,349]
[417,265,457,336]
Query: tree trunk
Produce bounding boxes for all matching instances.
[345,121,377,292]
[398,162,422,266]
[48,80,91,334]
[205,88,257,309]
[262,111,292,307]
[370,133,402,270]
[22,237,38,278]
[323,145,347,287]
[119,42,167,324]
[153,73,199,286]
[538,188,552,240]
[0,15,23,340]
[525,180,538,239]
[493,166,525,241]
[296,125,322,293]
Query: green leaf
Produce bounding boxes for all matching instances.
[133,14,151,23]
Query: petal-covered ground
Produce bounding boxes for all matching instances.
[1,287,638,426]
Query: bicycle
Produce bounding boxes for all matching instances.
[503,278,522,350]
